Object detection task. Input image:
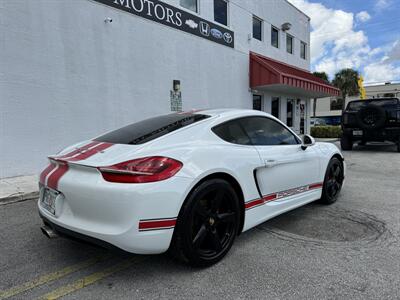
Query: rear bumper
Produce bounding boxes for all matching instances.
[39,211,127,253]
[343,127,400,141]
[37,172,194,254]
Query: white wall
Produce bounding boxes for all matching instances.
[0,0,310,178]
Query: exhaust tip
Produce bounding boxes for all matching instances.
[41,225,58,239]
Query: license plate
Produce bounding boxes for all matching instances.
[40,187,58,215]
[353,130,363,136]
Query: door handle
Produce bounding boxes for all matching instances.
[265,159,277,168]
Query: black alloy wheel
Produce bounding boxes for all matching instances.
[320,157,344,204]
[171,179,240,267]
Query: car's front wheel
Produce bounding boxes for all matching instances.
[320,157,344,205]
[171,179,240,267]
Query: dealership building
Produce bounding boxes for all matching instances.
[0,0,339,178]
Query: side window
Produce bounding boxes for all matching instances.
[271,26,279,48]
[252,16,262,41]
[300,41,307,59]
[180,0,198,13]
[240,117,299,146]
[214,0,228,26]
[212,120,251,145]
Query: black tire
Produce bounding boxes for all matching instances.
[170,179,240,267]
[356,104,386,129]
[319,157,344,205]
[340,135,353,150]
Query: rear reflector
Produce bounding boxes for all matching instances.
[98,156,183,183]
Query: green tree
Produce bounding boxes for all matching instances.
[312,71,330,117]
[332,68,359,110]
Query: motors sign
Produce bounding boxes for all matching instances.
[93,0,235,48]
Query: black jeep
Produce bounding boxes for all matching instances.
[341,98,400,151]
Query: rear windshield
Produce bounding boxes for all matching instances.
[347,98,399,111]
[95,113,210,144]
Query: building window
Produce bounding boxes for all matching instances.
[271,26,279,48]
[252,16,262,41]
[300,41,307,59]
[271,97,280,118]
[253,95,262,110]
[180,0,198,13]
[383,93,395,97]
[286,34,293,54]
[214,0,228,26]
[330,97,343,110]
[287,99,294,127]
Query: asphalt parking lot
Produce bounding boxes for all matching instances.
[1,142,400,300]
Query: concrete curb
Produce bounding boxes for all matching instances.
[0,175,39,205]
[0,191,39,205]
[315,138,340,143]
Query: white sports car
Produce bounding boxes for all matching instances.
[38,109,345,266]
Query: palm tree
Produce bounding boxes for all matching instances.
[312,71,329,117]
[332,68,359,111]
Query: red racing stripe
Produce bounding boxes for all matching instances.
[39,164,56,185]
[56,141,100,160]
[263,193,277,202]
[309,182,323,190]
[65,142,113,162]
[139,218,177,231]
[244,199,264,210]
[47,163,69,190]
[245,193,277,210]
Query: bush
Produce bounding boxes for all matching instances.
[311,125,342,138]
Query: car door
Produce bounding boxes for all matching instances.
[239,116,320,208]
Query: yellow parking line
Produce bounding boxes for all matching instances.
[39,256,145,300]
[0,254,110,300]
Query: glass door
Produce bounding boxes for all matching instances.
[253,95,262,111]
[271,97,280,119]
[287,99,294,128]
[299,99,306,134]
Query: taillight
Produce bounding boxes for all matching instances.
[98,156,183,183]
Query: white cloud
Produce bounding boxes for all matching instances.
[355,11,371,23]
[384,40,400,63]
[288,0,368,64]
[375,0,392,10]
[364,63,400,83]
[288,0,400,84]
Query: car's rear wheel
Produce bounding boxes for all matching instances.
[319,157,344,205]
[170,179,240,267]
[340,135,353,150]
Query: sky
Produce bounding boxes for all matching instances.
[287,0,400,84]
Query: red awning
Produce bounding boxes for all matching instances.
[250,52,339,98]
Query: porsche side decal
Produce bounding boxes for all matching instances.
[245,182,324,210]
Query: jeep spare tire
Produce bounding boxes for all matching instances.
[356,104,386,129]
